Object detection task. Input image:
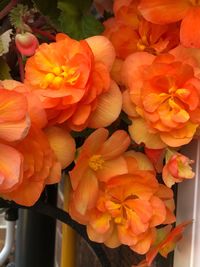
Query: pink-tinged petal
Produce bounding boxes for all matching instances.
[45,126,76,169]
[180,7,200,48]
[73,171,99,215]
[86,36,116,70]
[121,52,155,90]
[99,130,130,160]
[138,0,190,24]
[88,80,122,128]
[128,118,166,149]
[0,116,30,142]
[0,144,23,193]
[96,156,128,182]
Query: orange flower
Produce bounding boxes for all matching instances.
[86,155,175,254]
[0,85,30,142]
[162,149,195,188]
[69,128,130,217]
[2,126,61,206]
[139,0,200,48]
[103,0,179,59]
[24,34,122,130]
[122,51,200,147]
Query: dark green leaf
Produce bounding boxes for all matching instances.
[32,0,60,25]
[58,1,104,39]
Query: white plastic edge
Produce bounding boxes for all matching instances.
[174,140,200,267]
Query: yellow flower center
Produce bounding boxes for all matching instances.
[40,65,80,89]
[88,155,104,171]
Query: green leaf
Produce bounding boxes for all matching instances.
[32,0,60,22]
[0,58,11,79]
[58,1,104,40]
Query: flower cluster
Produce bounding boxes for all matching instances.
[0,0,199,265]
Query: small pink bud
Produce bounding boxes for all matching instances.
[15,32,39,56]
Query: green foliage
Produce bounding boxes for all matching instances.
[9,4,29,30]
[0,58,11,79]
[32,0,60,25]
[58,0,104,40]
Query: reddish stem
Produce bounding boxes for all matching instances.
[0,0,18,20]
[17,52,24,82]
[31,27,56,41]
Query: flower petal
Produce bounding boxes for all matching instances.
[88,80,122,128]
[86,36,115,70]
[45,126,76,169]
[138,0,190,24]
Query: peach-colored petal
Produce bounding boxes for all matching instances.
[45,126,76,169]
[86,36,116,70]
[121,52,155,89]
[122,90,139,117]
[129,118,166,149]
[99,130,130,159]
[73,170,99,215]
[0,143,23,193]
[96,156,128,182]
[125,151,154,171]
[138,0,190,24]
[0,116,30,142]
[150,196,166,227]
[88,80,122,128]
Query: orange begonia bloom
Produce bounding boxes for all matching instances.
[162,149,194,188]
[69,138,175,253]
[2,126,61,206]
[87,155,174,253]
[139,0,200,48]
[24,34,122,131]
[103,0,179,59]
[122,51,200,147]
[69,128,131,216]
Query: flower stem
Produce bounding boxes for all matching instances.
[17,52,24,82]
[0,0,18,20]
[31,27,56,41]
